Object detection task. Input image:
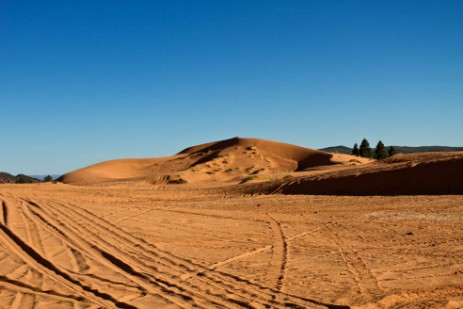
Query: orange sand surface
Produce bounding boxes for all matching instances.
[1,183,462,308]
[1,138,462,308]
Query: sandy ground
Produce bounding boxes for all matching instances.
[0,183,462,308]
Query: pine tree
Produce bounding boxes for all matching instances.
[352,143,360,156]
[359,138,371,158]
[388,146,398,157]
[374,140,387,160]
[44,175,53,182]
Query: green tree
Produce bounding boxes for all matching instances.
[359,138,371,158]
[374,140,387,159]
[388,146,398,157]
[43,175,53,182]
[15,175,32,184]
[352,143,360,156]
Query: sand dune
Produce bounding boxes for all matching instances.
[60,137,370,185]
[234,154,463,196]
[382,151,463,163]
[60,138,462,195]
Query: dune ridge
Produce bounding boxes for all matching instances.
[233,153,463,196]
[60,137,368,185]
[59,137,463,196]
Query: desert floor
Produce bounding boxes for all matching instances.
[0,183,462,308]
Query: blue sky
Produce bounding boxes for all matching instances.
[1,0,462,174]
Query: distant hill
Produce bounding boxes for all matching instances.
[391,146,463,153]
[0,172,16,183]
[319,146,352,154]
[320,145,463,155]
[0,172,42,184]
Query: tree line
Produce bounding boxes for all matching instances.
[352,139,397,159]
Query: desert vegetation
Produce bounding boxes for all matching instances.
[352,138,398,159]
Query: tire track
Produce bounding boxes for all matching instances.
[49,201,276,307]
[26,199,242,309]
[0,220,130,309]
[52,202,270,307]
[0,275,87,303]
[21,196,345,308]
[265,214,288,291]
[18,200,46,260]
[183,225,329,280]
[1,200,7,225]
[64,201,314,308]
[9,199,46,288]
[360,285,463,308]
[325,225,382,300]
[10,292,24,309]
[47,199,330,308]
[150,207,267,223]
[22,199,204,309]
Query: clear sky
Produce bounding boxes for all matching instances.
[1,0,462,175]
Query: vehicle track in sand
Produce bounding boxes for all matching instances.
[0,206,127,308]
[21,197,336,308]
[264,214,288,292]
[23,199,210,309]
[324,224,382,302]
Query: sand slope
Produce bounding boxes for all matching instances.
[235,152,463,196]
[60,138,463,195]
[60,137,370,185]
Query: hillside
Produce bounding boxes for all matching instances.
[59,137,463,195]
[231,152,463,196]
[59,137,371,185]
[0,172,41,183]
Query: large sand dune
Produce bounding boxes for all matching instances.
[61,138,463,196]
[60,137,370,185]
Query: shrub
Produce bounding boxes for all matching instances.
[239,176,255,184]
[43,175,53,182]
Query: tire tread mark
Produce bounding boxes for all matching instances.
[0,222,132,309]
[69,201,344,308]
[266,214,288,291]
[68,202,303,308]
[1,200,7,225]
[52,201,277,308]
[0,275,87,303]
[24,200,203,309]
[61,201,324,308]
[27,199,234,309]
[325,225,382,300]
[31,198,347,308]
